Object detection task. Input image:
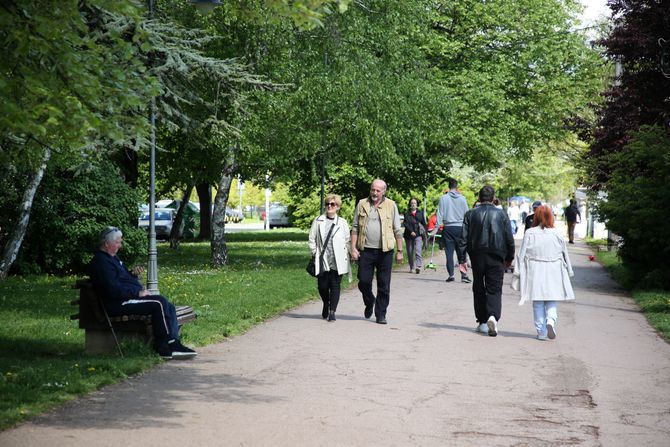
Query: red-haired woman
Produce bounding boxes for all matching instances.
[514,205,575,340]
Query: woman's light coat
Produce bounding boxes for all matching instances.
[308,214,352,280]
[515,226,575,305]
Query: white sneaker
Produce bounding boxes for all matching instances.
[487,316,498,337]
[546,320,556,339]
[476,323,488,333]
[537,333,548,341]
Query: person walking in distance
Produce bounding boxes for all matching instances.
[403,197,427,274]
[564,199,581,244]
[515,205,575,340]
[308,194,352,322]
[457,186,515,337]
[433,178,471,283]
[351,179,404,325]
[524,201,543,232]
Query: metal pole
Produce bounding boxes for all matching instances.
[147,0,159,294]
[320,154,325,215]
[264,174,271,230]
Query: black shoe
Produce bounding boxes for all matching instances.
[322,303,329,319]
[155,342,173,360]
[569,240,575,244]
[328,310,336,321]
[169,340,197,359]
[416,268,420,274]
[364,304,373,319]
[376,317,387,324]
[446,276,455,282]
[461,275,471,284]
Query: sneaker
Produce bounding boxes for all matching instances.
[328,310,336,321]
[169,340,197,359]
[416,268,420,274]
[546,320,556,339]
[445,276,455,282]
[461,275,472,284]
[155,342,173,360]
[537,333,548,341]
[476,323,488,334]
[487,316,498,337]
[376,317,387,324]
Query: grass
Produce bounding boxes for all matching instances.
[585,239,670,342]
[0,229,323,430]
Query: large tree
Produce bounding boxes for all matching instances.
[586,0,670,187]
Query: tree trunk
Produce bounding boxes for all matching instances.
[211,144,239,267]
[196,182,212,240]
[0,147,51,280]
[169,184,193,250]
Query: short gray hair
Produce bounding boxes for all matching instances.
[99,226,122,246]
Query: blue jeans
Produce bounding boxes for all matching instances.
[357,248,394,319]
[533,301,558,336]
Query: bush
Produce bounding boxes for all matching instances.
[14,161,146,275]
[594,125,670,288]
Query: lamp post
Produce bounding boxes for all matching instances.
[146,0,221,293]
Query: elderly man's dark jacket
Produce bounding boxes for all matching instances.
[457,203,515,263]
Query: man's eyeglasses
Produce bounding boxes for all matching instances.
[326,202,338,207]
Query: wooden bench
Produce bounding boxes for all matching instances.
[71,279,196,355]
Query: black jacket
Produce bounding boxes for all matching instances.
[89,249,143,304]
[403,209,427,239]
[457,204,515,263]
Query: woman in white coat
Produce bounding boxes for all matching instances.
[514,205,574,340]
[308,194,352,321]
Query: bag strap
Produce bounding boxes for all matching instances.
[319,219,337,263]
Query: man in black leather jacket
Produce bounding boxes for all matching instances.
[457,185,515,337]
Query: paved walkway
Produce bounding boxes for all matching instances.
[2,237,669,446]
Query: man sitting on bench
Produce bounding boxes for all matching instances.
[89,226,197,360]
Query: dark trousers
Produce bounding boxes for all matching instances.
[470,253,505,324]
[442,225,464,278]
[317,269,343,311]
[106,295,179,344]
[357,248,393,319]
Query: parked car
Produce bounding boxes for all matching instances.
[268,204,290,229]
[138,208,182,239]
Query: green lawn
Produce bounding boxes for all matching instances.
[587,240,670,342]
[0,230,324,430]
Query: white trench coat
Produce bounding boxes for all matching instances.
[308,214,352,281]
[515,226,575,305]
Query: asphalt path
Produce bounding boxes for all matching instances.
[2,233,669,446]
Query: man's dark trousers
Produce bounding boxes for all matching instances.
[442,225,463,278]
[357,248,393,319]
[105,295,179,343]
[470,253,505,324]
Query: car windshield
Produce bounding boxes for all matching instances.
[140,211,172,221]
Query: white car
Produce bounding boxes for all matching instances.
[268,205,290,229]
[138,208,181,239]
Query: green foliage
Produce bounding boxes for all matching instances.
[593,126,670,288]
[14,161,146,275]
[0,1,154,166]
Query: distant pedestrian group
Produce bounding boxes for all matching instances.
[306,178,576,343]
